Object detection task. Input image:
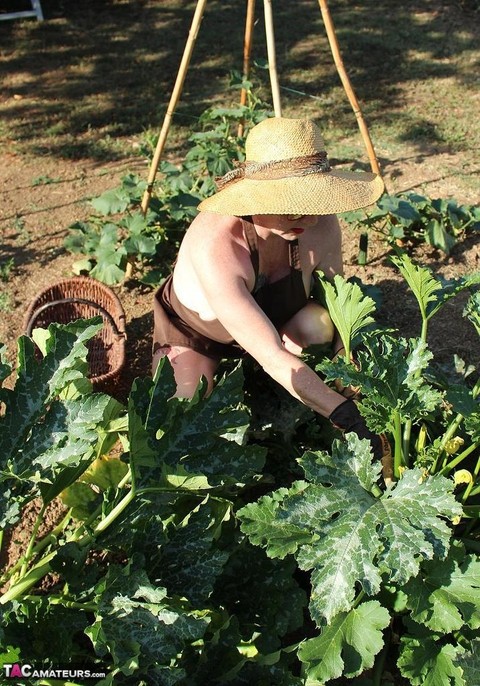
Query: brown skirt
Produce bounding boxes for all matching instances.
[153,279,244,361]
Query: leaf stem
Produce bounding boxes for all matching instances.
[372,632,389,686]
[352,589,366,609]
[402,421,411,469]
[431,412,465,474]
[68,467,133,543]
[461,453,480,503]
[460,537,480,553]
[0,509,72,586]
[0,552,56,604]
[392,411,404,478]
[467,483,480,498]
[23,594,96,612]
[440,441,479,478]
[18,503,46,580]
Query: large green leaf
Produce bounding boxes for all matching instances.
[398,635,465,686]
[28,395,121,470]
[391,252,480,322]
[379,193,422,223]
[85,560,210,679]
[239,435,462,624]
[316,273,376,357]
[0,319,102,462]
[298,600,390,682]
[129,361,265,489]
[0,320,125,525]
[455,639,480,686]
[90,226,127,285]
[319,334,443,433]
[158,500,230,605]
[403,543,480,633]
[90,188,132,215]
[214,542,307,650]
[1,599,89,666]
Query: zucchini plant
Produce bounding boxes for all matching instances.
[240,253,480,684]
[0,253,479,685]
[342,191,480,263]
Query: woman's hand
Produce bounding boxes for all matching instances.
[329,399,392,467]
[331,347,361,401]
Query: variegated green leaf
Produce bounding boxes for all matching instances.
[239,435,461,623]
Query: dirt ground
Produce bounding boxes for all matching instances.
[0,153,156,394]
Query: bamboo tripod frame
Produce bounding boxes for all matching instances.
[141,0,381,214]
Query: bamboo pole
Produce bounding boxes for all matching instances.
[317,0,381,176]
[141,0,208,215]
[263,0,282,117]
[238,0,256,137]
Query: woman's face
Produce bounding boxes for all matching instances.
[252,214,319,240]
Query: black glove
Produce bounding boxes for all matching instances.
[329,399,390,464]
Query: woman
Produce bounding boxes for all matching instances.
[153,117,388,459]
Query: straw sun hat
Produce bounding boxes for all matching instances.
[198,117,384,216]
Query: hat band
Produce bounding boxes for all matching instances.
[216,152,331,190]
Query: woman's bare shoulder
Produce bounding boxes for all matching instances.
[186,212,244,243]
[178,212,252,278]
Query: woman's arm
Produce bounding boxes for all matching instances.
[187,214,390,463]
[189,222,346,417]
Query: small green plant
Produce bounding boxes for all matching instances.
[153,73,270,223]
[0,291,13,312]
[64,173,168,285]
[317,254,480,479]
[31,175,60,186]
[0,258,14,282]
[342,191,480,262]
[12,217,30,245]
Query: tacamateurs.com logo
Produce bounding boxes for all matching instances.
[3,663,106,680]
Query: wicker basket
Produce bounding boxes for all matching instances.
[23,277,126,391]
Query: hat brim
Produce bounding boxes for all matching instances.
[198,169,384,216]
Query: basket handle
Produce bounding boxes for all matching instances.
[26,297,126,338]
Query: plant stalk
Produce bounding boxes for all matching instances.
[0,509,72,586]
[18,503,46,580]
[440,441,479,477]
[461,453,480,503]
[402,316,429,461]
[401,421,412,469]
[461,536,480,553]
[393,411,404,478]
[431,411,466,474]
[371,633,390,686]
[23,594,96,612]
[0,553,56,604]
